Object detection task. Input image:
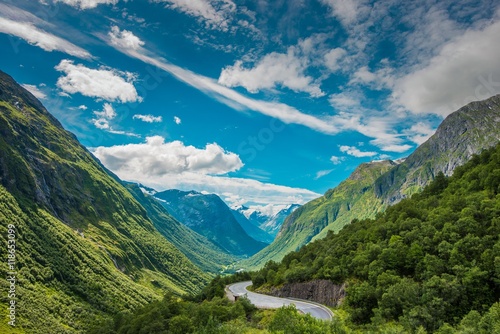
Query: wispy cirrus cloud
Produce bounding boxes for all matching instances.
[0,10,91,59]
[153,0,236,30]
[52,0,119,10]
[105,26,338,134]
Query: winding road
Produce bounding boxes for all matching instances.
[227,281,333,320]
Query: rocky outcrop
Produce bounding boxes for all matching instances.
[375,94,500,204]
[267,280,346,307]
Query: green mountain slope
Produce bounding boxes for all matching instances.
[124,183,238,273]
[254,143,500,332]
[243,161,395,269]
[154,189,267,256]
[244,95,500,270]
[0,70,207,333]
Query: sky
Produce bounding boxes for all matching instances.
[1,0,499,213]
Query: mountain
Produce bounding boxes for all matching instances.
[0,70,207,332]
[230,208,274,244]
[375,95,500,204]
[124,183,238,273]
[154,189,268,256]
[259,204,301,237]
[244,94,500,270]
[243,160,396,269]
[253,143,500,332]
[232,204,301,238]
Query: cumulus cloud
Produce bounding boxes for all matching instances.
[53,0,118,9]
[0,16,91,59]
[324,48,347,72]
[92,103,116,130]
[339,145,377,157]
[219,49,324,97]
[330,156,345,165]
[93,136,243,175]
[133,114,163,123]
[109,25,144,50]
[21,84,46,99]
[174,116,182,124]
[92,136,320,207]
[55,60,141,103]
[392,20,500,116]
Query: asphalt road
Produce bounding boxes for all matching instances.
[227,281,333,320]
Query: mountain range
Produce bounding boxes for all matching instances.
[153,189,268,256]
[243,94,500,269]
[1,67,499,333]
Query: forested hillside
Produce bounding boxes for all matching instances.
[253,143,500,332]
[0,71,207,333]
[244,95,500,270]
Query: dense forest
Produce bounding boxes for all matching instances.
[252,143,500,332]
[92,143,500,333]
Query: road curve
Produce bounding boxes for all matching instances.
[227,281,333,320]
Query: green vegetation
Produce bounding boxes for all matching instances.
[92,283,348,334]
[244,96,500,271]
[252,143,500,332]
[154,190,267,256]
[0,71,208,333]
[243,161,395,270]
[125,184,238,273]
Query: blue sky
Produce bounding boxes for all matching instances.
[1,0,499,213]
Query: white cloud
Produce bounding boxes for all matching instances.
[0,16,91,59]
[330,156,345,165]
[392,20,500,116]
[174,116,182,124]
[329,92,360,109]
[55,60,141,103]
[219,49,324,97]
[92,103,116,130]
[78,105,88,110]
[105,26,337,134]
[21,84,46,99]
[133,114,163,123]
[93,136,243,175]
[405,122,436,145]
[319,0,367,26]
[109,25,145,50]
[92,136,320,207]
[53,0,118,9]
[328,111,412,153]
[155,0,236,30]
[339,145,377,157]
[324,48,347,72]
[315,169,334,180]
[349,65,394,90]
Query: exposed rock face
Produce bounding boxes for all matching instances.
[375,94,500,204]
[268,280,346,307]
